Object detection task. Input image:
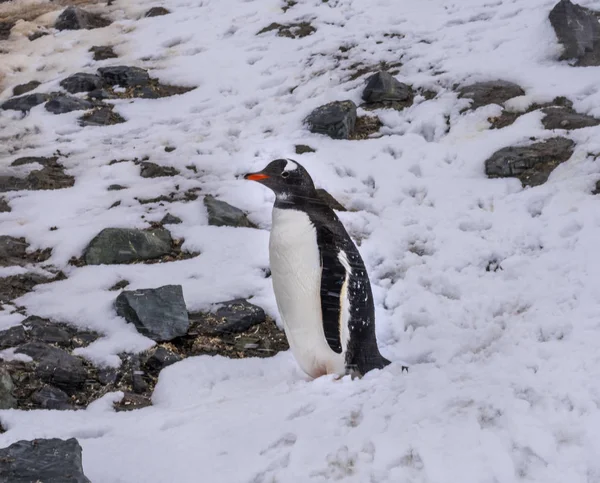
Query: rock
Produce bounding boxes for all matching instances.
[257,21,315,39]
[0,272,59,303]
[16,342,87,391]
[362,71,414,107]
[458,81,525,110]
[316,188,346,211]
[160,213,182,225]
[193,299,266,335]
[593,180,600,195]
[305,100,357,140]
[0,158,74,192]
[204,195,255,228]
[0,21,14,41]
[485,137,575,187]
[0,325,27,350]
[0,236,28,267]
[28,30,49,41]
[79,106,126,126]
[31,385,73,410]
[115,392,151,411]
[107,184,126,191]
[84,227,173,265]
[97,367,118,385]
[1,93,52,112]
[115,285,189,341]
[0,438,90,483]
[549,0,600,66]
[0,198,10,212]
[23,316,71,346]
[143,346,182,373]
[0,367,17,409]
[541,106,600,130]
[127,83,194,99]
[90,45,118,61]
[45,96,94,114]
[165,146,176,152]
[60,73,104,94]
[295,144,316,154]
[13,81,41,96]
[350,115,383,140]
[55,6,111,30]
[98,66,150,87]
[145,7,170,17]
[11,156,57,167]
[139,162,180,178]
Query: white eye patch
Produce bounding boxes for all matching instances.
[283,159,299,172]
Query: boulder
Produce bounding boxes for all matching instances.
[1,93,52,111]
[484,137,575,187]
[305,100,357,139]
[55,6,111,30]
[45,96,94,114]
[541,106,600,130]
[549,0,600,66]
[0,438,90,483]
[0,325,27,349]
[458,80,525,110]
[98,66,150,87]
[204,195,255,228]
[83,227,173,265]
[60,73,104,94]
[115,285,189,341]
[192,299,266,335]
[362,71,413,107]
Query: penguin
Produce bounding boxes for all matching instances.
[244,158,390,378]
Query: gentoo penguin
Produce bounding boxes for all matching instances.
[244,158,390,378]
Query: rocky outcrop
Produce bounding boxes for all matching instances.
[55,6,111,30]
[362,71,414,109]
[458,80,525,110]
[305,100,357,139]
[204,195,256,228]
[60,73,104,94]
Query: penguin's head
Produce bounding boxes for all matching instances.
[244,159,316,198]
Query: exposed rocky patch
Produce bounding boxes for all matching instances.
[0,438,91,483]
[541,106,600,130]
[99,65,150,87]
[60,73,104,94]
[1,93,53,112]
[0,20,14,41]
[305,100,357,139]
[0,156,74,192]
[0,271,65,304]
[316,188,347,211]
[549,0,600,66]
[45,95,95,114]
[204,195,256,228]
[0,198,11,212]
[295,144,316,154]
[55,6,111,31]
[115,285,189,341]
[139,161,180,178]
[257,21,316,39]
[13,81,41,96]
[485,137,576,187]
[145,7,170,17]
[79,106,126,127]
[361,71,414,110]
[90,45,118,61]
[488,96,573,129]
[0,236,51,267]
[349,115,383,140]
[83,227,174,265]
[458,80,525,110]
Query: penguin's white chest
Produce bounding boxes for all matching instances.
[269,207,345,378]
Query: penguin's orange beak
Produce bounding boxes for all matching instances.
[244,172,270,181]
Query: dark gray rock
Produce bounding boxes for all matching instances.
[115,285,189,341]
[161,213,182,225]
[316,188,346,211]
[16,342,87,391]
[295,144,316,154]
[541,106,600,129]
[31,385,73,410]
[0,437,90,483]
[145,7,170,17]
[0,236,28,267]
[0,198,10,212]
[97,367,118,385]
[143,346,182,373]
[0,366,17,409]
[305,100,357,139]
[0,325,27,349]
[28,30,49,41]
[90,45,118,61]
[84,227,173,265]
[60,73,104,94]
[45,96,94,114]
[55,6,111,30]
[204,195,255,228]
[0,273,59,303]
[362,71,413,107]
[193,299,266,335]
[23,316,71,346]
[98,66,150,87]
[0,160,74,192]
[485,137,575,187]
[79,106,126,126]
[107,184,127,191]
[139,162,179,178]
[458,81,525,110]
[549,0,600,66]
[1,93,52,111]
[0,21,14,41]
[593,180,600,195]
[11,156,57,167]
[13,81,41,96]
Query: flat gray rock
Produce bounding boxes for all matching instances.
[79,106,126,126]
[485,137,575,187]
[1,93,52,111]
[98,66,150,87]
[13,81,41,96]
[31,385,73,410]
[549,0,600,66]
[362,71,413,107]
[541,106,600,129]
[458,80,525,110]
[0,438,90,483]
[191,299,266,336]
[45,96,94,114]
[55,6,111,30]
[115,285,189,341]
[0,325,27,349]
[84,227,173,265]
[204,195,255,228]
[305,100,357,139]
[60,73,104,94]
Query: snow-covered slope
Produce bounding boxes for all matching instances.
[2,0,600,481]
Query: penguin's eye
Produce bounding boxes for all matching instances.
[281,171,290,179]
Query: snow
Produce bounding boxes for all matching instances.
[1,0,600,480]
